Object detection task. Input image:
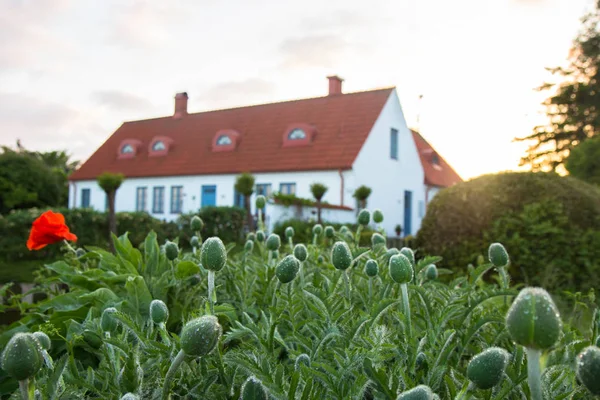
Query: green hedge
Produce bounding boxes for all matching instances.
[416,171,600,293]
[272,218,374,247]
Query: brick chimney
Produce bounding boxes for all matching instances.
[327,75,343,95]
[174,92,188,118]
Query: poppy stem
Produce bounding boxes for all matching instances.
[63,240,77,254]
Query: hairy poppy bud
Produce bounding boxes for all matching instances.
[396,385,434,400]
[488,242,509,268]
[244,240,254,252]
[33,332,51,351]
[357,209,370,226]
[266,234,281,251]
[76,248,86,258]
[83,330,103,349]
[276,255,300,284]
[384,248,400,264]
[399,247,415,266]
[312,224,323,236]
[240,376,269,400]
[101,307,119,333]
[285,227,294,239]
[340,226,350,235]
[256,230,265,242]
[389,254,413,284]
[576,346,600,395]
[425,265,438,281]
[256,195,266,209]
[506,287,561,350]
[371,233,386,247]
[164,241,179,261]
[180,315,222,357]
[317,255,324,264]
[190,236,199,248]
[415,352,428,373]
[331,241,352,270]
[372,209,384,223]
[150,299,169,325]
[596,336,600,348]
[201,237,227,272]
[0,333,42,381]
[121,394,139,400]
[324,226,335,238]
[294,244,308,262]
[295,354,311,370]
[247,232,256,242]
[467,347,509,389]
[365,260,379,277]
[190,216,203,232]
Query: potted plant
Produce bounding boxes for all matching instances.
[395,224,402,237]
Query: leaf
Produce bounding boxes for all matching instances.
[79,288,119,307]
[144,231,159,276]
[175,261,200,279]
[362,358,395,400]
[124,276,153,319]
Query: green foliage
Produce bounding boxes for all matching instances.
[273,218,373,247]
[353,185,372,209]
[177,207,246,245]
[310,183,328,201]
[234,173,255,196]
[97,172,125,194]
[566,136,600,185]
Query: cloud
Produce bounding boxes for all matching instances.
[278,34,349,69]
[91,90,155,112]
[301,9,392,32]
[203,79,277,106]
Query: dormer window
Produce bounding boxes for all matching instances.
[432,153,440,165]
[149,136,173,157]
[212,129,240,152]
[216,135,233,146]
[121,144,134,154]
[288,128,306,140]
[282,123,315,148]
[152,140,166,152]
[117,139,142,159]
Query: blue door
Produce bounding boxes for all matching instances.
[404,190,412,236]
[201,185,216,207]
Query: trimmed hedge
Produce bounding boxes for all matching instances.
[272,218,374,247]
[416,172,600,293]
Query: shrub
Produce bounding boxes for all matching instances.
[176,206,246,247]
[272,218,373,247]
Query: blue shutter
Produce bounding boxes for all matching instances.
[391,129,398,160]
[81,189,90,208]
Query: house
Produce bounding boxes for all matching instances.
[68,76,461,236]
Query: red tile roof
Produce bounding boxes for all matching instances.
[70,88,394,181]
[411,130,462,187]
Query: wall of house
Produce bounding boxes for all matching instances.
[348,90,426,237]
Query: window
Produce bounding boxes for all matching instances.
[280,183,296,195]
[152,141,166,152]
[170,186,183,214]
[431,153,440,165]
[256,183,272,197]
[288,128,306,140]
[153,186,165,213]
[121,144,134,154]
[233,189,245,208]
[216,135,232,146]
[81,188,90,208]
[419,200,425,218]
[136,187,147,212]
[390,128,398,160]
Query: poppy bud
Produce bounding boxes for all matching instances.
[371,233,386,247]
[150,299,169,325]
[488,243,509,268]
[121,394,139,400]
[384,248,400,264]
[33,332,51,351]
[83,330,103,349]
[389,254,413,284]
[294,244,308,262]
[256,195,266,209]
[372,209,384,223]
[276,255,300,284]
[505,287,561,350]
[180,315,222,357]
[365,260,379,277]
[240,376,269,400]
[425,265,438,281]
[165,241,179,261]
[266,234,281,251]
[201,237,227,272]
[415,352,428,373]
[295,354,311,370]
[340,226,350,235]
[247,232,256,242]
[576,346,600,395]
[324,226,335,238]
[256,231,265,242]
[331,241,352,270]
[190,236,200,248]
[101,307,119,333]
[191,216,204,232]
[467,347,509,389]
[313,224,323,236]
[244,240,254,252]
[285,227,294,239]
[357,209,370,226]
[317,255,324,264]
[76,248,86,258]
[0,333,42,381]
[399,247,415,266]
[396,385,434,400]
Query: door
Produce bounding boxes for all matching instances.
[201,185,217,207]
[404,190,412,236]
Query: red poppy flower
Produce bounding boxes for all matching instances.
[27,211,77,251]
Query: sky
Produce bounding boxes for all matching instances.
[0,0,595,180]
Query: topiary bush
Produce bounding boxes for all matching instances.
[416,171,600,293]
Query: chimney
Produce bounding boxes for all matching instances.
[174,92,188,118]
[327,75,344,96]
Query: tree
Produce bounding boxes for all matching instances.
[310,183,328,224]
[353,185,372,210]
[97,172,125,252]
[515,1,600,171]
[234,172,255,230]
[565,136,600,185]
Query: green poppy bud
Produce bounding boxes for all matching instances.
[82,330,103,349]
[32,332,51,351]
[121,394,139,400]
[331,241,352,270]
[505,287,561,350]
[576,346,600,395]
[190,236,200,248]
[76,248,86,258]
[295,354,311,370]
[256,230,265,242]
[149,299,169,325]
[180,315,222,357]
[399,247,415,266]
[201,237,227,272]
[256,195,266,209]
[357,209,370,226]
[467,347,509,389]
[372,209,384,223]
[389,254,413,284]
[324,226,335,238]
[101,307,119,333]
[340,226,350,235]
[191,216,204,232]
[317,255,324,264]
[384,248,400,264]
[240,376,269,400]
[294,244,308,262]
[596,336,600,348]
[371,233,386,247]
[0,333,42,381]
[425,265,438,281]
[415,352,428,373]
[285,227,294,239]
[276,255,300,284]
[244,240,254,252]
[488,242,509,268]
[247,232,256,242]
[312,224,323,236]
[365,260,379,277]
[164,241,179,261]
[266,234,281,251]
[396,385,434,400]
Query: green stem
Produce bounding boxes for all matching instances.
[526,347,543,400]
[158,323,171,347]
[454,382,474,400]
[162,349,186,400]
[368,278,373,303]
[288,237,293,250]
[258,209,264,231]
[499,267,509,306]
[355,225,363,246]
[299,261,305,287]
[215,345,229,388]
[62,239,76,254]
[208,270,215,315]
[18,379,29,400]
[342,270,351,303]
[401,283,412,337]
[268,317,278,354]
[271,281,281,309]
[312,234,317,246]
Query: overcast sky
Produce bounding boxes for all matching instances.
[0,0,594,180]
